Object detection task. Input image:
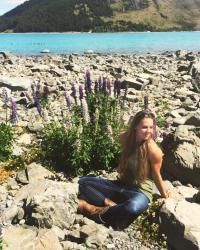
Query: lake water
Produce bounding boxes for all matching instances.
[0,32,200,55]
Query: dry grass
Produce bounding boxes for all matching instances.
[0,166,13,183]
[104,0,200,30]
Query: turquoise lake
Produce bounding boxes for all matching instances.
[0,32,200,55]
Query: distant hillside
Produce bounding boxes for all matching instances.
[0,0,200,32]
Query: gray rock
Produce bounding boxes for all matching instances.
[162,125,200,186]
[160,186,200,250]
[27,180,78,229]
[16,163,55,184]
[122,78,144,90]
[185,112,200,126]
[80,222,110,248]
[193,191,200,204]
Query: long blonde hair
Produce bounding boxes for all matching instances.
[118,110,156,184]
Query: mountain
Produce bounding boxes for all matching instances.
[0,0,200,32]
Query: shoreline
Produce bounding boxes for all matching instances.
[0,49,200,57]
[1,30,200,34]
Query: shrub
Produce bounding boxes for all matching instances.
[0,123,14,162]
[133,200,168,248]
[41,75,126,176]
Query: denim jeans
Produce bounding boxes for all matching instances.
[78,176,149,229]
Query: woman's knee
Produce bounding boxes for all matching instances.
[125,195,149,216]
[78,176,96,186]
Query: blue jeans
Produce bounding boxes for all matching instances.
[78,176,149,229]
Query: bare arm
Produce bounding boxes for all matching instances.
[148,141,169,198]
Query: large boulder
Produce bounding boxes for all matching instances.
[160,186,200,250]
[1,177,78,229]
[161,125,200,187]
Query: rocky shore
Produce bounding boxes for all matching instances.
[0,50,199,250]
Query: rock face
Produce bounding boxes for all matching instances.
[162,125,200,187]
[160,186,200,250]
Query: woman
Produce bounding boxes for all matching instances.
[78,110,171,229]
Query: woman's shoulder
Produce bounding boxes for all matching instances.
[147,139,163,159]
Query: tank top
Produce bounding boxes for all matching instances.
[119,150,154,202]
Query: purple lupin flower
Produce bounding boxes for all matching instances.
[2,88,9,103]
[71,83,76,99]
[153,120,157,140]
[162,132,168,140]
[81,98,89,125]
[165,121,171,129]
[79,85,84,100]
[36,81,41,92]
[107,124,114,143]
[43,85,49,97]
[114,79,121,97]
[10,98,18,124]
[144,95,149,110]
[90,112,95,125]
[0,224,3,244]
[98,76,102,91]
[64,92,72,110]
[24,91,32,102]
[107,78,111,96]
[85,70,92,95]
[94,80,99,93]
[102,77,107,94]
[32,92,42,116]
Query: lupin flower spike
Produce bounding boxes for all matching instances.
[0,224,3,245]
[85,70,92,94]
[71,83,76,99]
[32,92,42,116]
[107,78,111,96]
[81,98,89,125]
[102,77,107,94]
[10,98,18,124]
[98,76,102,91]
[36,81,41,92]
[107,124,114,143]
[114,79,121,97]
[94,80,99,93]
[64,92,72,110]
[43,85,49,97]
[79,85,84,100]
[2,88,9,103]
[24,91,32,102]
[144,95,149,110]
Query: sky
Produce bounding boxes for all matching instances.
[0,0,26,16]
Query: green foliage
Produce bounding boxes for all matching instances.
[155,99,170,128]
[133,200,168,249]
[41,91,125,176]
[0,0,112,32]
[0,123,14,162]
[38,95,49,108]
